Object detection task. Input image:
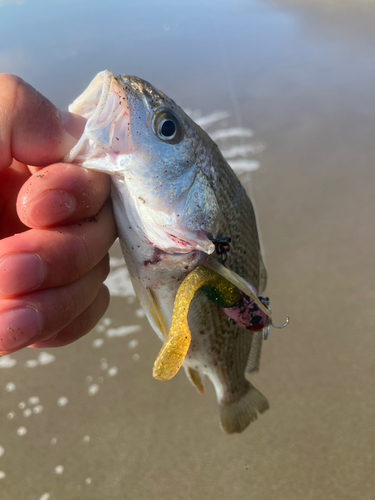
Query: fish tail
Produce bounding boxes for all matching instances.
[219,382,269,434]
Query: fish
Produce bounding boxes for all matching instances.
[65,70,272,433]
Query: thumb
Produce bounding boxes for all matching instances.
[0,74,86,171]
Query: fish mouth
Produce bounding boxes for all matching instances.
[166,231,214,254]
[64,70,131,170]
[65,71,215,255]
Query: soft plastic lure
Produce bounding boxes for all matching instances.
[153,264,289,381]
[153,266,241,381]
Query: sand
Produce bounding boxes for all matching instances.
[0,0,374,498]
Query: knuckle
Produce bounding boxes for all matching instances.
[63,285,79,321]
[72,232,92,277]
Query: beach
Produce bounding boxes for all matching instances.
[0,0,374,498]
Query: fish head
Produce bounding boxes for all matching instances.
[66,71,221,254]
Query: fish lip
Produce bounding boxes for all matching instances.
[64,70,132,167]
[164,230,215,254]
[142,230,214,255]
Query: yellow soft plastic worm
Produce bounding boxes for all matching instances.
[153,265,241,381]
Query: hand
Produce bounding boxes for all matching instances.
[0,74,117,355]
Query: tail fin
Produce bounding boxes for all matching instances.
[219,382,269,434]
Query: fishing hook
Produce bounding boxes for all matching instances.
[260,299,290,340]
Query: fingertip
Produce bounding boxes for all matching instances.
[0,75,86,170]
[17,163,111,227]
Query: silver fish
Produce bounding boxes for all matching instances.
[65,71,270,433]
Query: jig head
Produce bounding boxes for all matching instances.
[209,236,231,265]
[223,293,289,339]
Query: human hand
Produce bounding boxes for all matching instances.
[0,74,117,355]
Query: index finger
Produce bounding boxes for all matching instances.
[0,74,86,171]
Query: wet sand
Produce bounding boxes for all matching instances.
[0,1,375,499]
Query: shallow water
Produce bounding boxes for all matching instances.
[1,1,375,499]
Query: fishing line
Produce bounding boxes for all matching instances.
[212,6,245,149]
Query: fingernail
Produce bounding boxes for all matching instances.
[51,110,86,158]
[0,253,45,296]
[60,110,86,139]
[23,190,77,226]
[32,333,58,346]
[0,308,42,351]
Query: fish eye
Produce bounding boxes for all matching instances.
[152,108,182,144]
[160,119,176,138]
